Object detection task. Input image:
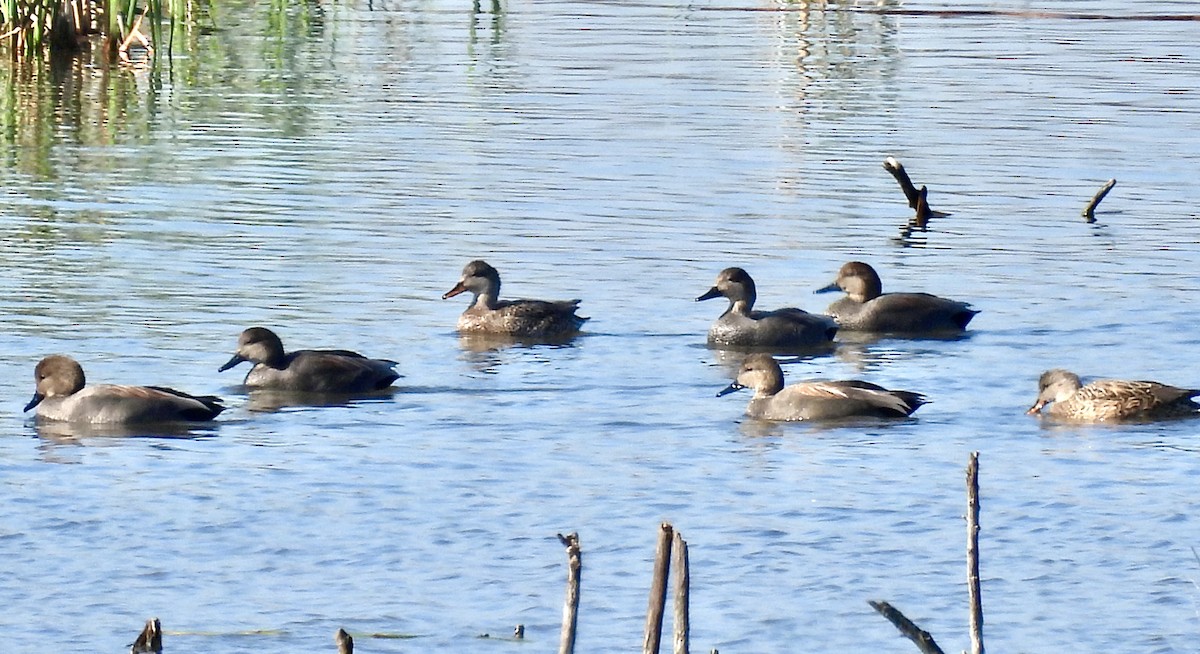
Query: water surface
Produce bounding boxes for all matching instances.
[2,1,1200,652]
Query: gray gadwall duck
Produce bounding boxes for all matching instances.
[697,267,837,349]
[219,327,399,393]
[815,261,978,333]
[24,355,225,424]
[717,353,926,421]
[442,260,588,338]
[1028,369,1200,422]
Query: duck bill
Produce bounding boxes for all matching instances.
[442,282,467,300]
[716,382,745,397]
[218,354,247,372]
[1025,400,1045,415]
[696,286,722,302]
[814,282,840,294]
[24,392,44,412]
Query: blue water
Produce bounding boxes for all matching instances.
[2,1,1200,652]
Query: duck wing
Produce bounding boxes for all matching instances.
[750,308,839,342]
[495,298,588,336]
[1077,379,1200,414]
[780,381,925,416]
[869,293,978,331]
[88,385,225,422]
[286,350,400,392]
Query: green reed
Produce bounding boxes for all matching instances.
[1,0,173,59]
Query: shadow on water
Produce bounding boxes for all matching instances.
[242,387,401,412]
[31,419,222,441]
[833,333,975,373]
[705,343,838,374]
[735,413,922,439]
[453,332,583,373]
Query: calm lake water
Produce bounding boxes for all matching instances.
[2,1,1200,652]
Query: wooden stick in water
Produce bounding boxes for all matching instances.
[671,530,690,654]
[643,522,674,654]
[129,618,162,654]
[1082,178,1116,222]
[966,452,985,654]
[884,156,922,209]
[335,628,353,654]
[914,186,932,227]
[558,532,582,654]
[868,601,946,654]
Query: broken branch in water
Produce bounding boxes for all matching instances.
[868,601,946,654]
[884,157,922,209]
[1082,178,1116,222]
[967,452,984,654]
[335,627,353,654]
[129,618,162,654]
[558,532,582,654]
[672,529,690,654]
[643,522,674,654]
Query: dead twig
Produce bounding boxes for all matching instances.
[1082,178,1116,223]
[868,601,946,654]
[557,532,582,654]
[129,618,162,654]
[967,452,984,654]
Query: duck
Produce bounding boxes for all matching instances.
[24,355,224,423]
[697,267,837,349]
[717,353,926,421]
[1027,369,1200,422]
[815,261,978,333]
[218,327,399,393]
[442,260,587,338]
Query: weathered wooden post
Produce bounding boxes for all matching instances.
[672,529,690,654]
[643,522,674,654]
[558,532,582,654]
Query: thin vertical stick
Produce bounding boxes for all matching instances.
[558,532,582,654]
[643,522,674,654]
[672,530,690,654]
[966,452,984,654]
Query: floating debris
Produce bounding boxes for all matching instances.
[129,618,162,654]
[335,628,353,654]
[1082,178,1117,223]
